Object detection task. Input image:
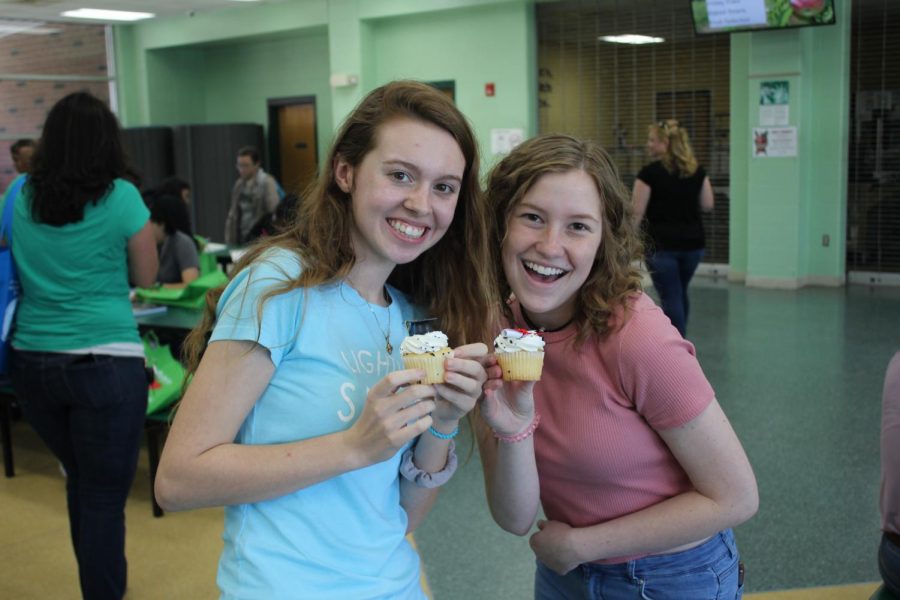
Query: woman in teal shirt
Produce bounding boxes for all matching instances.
[9,92,157,600]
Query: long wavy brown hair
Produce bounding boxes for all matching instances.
[484,134,644,344]
[649,119,699,177]
[183,80,499,373]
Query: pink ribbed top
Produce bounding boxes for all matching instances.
[510,293,714,563]
[882,352,900,535]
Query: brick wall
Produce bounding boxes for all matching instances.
[0,21,109,191]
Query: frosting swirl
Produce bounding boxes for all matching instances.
[493,328,545,354]
[400,331,449,355]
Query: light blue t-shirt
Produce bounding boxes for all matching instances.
[210,247,428,600]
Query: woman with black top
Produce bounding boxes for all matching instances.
[632,119,714,337]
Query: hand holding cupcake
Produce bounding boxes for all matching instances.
[493,328,545,381]
[400,330,453,384]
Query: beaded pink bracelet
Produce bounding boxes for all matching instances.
[493,412,541,443]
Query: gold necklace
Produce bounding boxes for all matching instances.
[344,279,393,354]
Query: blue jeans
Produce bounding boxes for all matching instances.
[645,249,705,338]
[880,533,900,595]
[534,529,743,600]
[11,350,148,600]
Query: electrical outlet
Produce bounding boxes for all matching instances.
[822,234,830,247]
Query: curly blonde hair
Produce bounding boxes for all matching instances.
[649,119,699,178]
[484,134,644,343]
[182,81,499,374]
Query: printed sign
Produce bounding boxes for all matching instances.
[759,80,790,126]
[752,126,797,157]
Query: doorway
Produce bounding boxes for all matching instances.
[428,80,455,102]
[267,96,318,198]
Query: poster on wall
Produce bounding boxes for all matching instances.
[759,80,789,126]
[753,127,797,157]
[490,128,525,155]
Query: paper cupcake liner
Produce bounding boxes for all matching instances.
[402,348,452,384]
[497,352,544,381]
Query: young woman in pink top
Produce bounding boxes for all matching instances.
[880,352,900,595]
[477,134,758,599]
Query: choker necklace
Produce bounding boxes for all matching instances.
[521,307,573,333]
[344,279,393,354]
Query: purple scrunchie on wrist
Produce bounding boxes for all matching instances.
[399,440,458,488]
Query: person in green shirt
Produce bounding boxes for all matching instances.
[8,91,157,600]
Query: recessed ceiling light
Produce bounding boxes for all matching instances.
[598,34,665,45]
[61,8,155,22]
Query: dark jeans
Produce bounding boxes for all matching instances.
[881,533,900,596]
[11,350,147,600]
[646,248,705,337]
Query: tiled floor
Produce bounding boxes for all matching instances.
[1,278,897,599]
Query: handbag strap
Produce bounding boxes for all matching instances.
[0,176,27,242]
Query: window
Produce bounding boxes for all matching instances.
[847,0,900,276]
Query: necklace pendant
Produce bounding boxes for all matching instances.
[386,340,393,354]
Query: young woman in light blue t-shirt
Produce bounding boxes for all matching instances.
[155,81,499,599]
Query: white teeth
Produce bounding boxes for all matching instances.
[524,261,565,276]
[389,219,425,239]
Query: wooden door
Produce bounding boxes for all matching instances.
[274,101,317,196]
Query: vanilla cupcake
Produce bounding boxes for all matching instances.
[401,330,452,384]
[494,328,545,381]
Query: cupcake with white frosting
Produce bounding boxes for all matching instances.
[400,330,452,384]
[493,328,545,381]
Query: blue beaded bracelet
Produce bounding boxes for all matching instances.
[428,425,459,440]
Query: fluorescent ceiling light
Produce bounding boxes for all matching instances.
[599,34,665,45]
[61,8,154,22]
[0,20,60,36]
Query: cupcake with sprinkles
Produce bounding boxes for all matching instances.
[400,330,452,384]
[493,328,544,381]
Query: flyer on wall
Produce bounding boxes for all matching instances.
[752,127,798,157]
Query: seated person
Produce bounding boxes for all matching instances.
[147,193,199,287]
[881,352,900,596]
[155,176,192,207]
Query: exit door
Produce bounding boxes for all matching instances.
[268,96,318,197]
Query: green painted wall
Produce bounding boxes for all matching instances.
[200,30,333,152]
[370,2,536,169]
[114,0,536,176]
[729,1,850,287]
[114,1,329,125]
[145,47,206,125]
[801,8,851,281]
[729,34,750,280]
[133,30,333,168]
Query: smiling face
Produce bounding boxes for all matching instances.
[502,169,604,330]
[334,116,465,277]
[646,129,668,158]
